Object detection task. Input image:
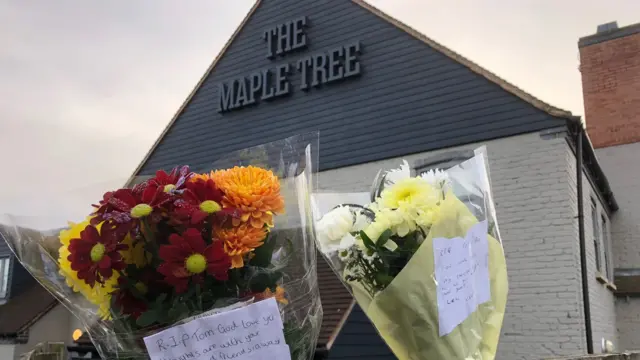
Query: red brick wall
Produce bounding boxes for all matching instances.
[579,32,640,148]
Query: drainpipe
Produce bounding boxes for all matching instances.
[576,125,593,354]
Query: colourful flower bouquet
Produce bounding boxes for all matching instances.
[315,147,508,360]
[1,134,322,360]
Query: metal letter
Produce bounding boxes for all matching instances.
[261,69,275,100]
[297,57,312,91]
[344,41,362,78]
[274,63,290,97]
[263,28,276,59]
[247,72,262,104]
[276,22,292,55]
[311,53,328,87]
[327,46,345,83]
[217,81,235,113]
[234,77,249,108]
[292,16,308,50]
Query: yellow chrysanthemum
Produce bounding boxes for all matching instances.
[379,177,438,211]
[196,166,285,229]
[58,219,117,319]
[121,235,149,268]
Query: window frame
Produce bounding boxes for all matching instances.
[590,198,603,274]
[0,257,10,300]
[601,213,613,281]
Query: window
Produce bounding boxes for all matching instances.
[601,214,612,280]
[0,257,9,299]
[591,199,602,273]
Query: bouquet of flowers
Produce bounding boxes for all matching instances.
[1,134,322,360]
[315,147,508,360]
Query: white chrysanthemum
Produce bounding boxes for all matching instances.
[384,160,411,184]
[317,206,371,254]
[362,248,379,263]
[352,211,371,232]
[420,168,450,190]
[338,248,353,261]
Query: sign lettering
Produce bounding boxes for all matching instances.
[217,16,363,113]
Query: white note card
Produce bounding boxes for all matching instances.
[143,297,291,360]
[433,220,491,336]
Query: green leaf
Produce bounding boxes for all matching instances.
[359,231,377,250]
[250,232,278,267]
[167,301,190,323]
[167,307,180,322]
[154,293,168,306]
[248,270,283,293]
[136,310,159,327]
[376,229,393,247]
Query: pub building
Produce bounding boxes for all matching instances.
[2,1,639,360]
[123,1,638,359]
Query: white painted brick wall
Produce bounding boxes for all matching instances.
[595,142,640,268]
[317,131,599,360]
[595,141,640,351]
[568,147,618,353]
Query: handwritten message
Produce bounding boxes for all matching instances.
[433,220,490,336]
[143,298,291,360]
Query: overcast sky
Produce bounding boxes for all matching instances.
[1,0,638,229]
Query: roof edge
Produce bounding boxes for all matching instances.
[123,0,263,187]
[579,22,640,48]
[325,299,356,350]
[16,300,59,335]
[566,120,619,214]
[125,0,577,186]
[352,0,575,120]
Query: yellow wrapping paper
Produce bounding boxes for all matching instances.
[351,193,508,360]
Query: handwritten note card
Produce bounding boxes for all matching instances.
[433,220,490,336]
[143,298,291,360]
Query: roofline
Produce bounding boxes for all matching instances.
[351,0,576,120]
[579,22,640,48]
[325,299,356,350]
[123,0,264,187]
[124,0,577,186]
[15,300,59,335]
[0,299,59,341]
[565,118,619,214]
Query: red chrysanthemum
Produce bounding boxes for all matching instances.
[157,228,231,293]
[149,166,194,194]
[113,269,160,319]
[67,225,128,287]
[92,182,147,218]
[114,280,148,320]
[172,179,240,225]
[91,184,171,235]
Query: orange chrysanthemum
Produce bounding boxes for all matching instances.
[198,166,285,229]
[191,173,211,182]
[215,224,267,268]
[256,286,289,305]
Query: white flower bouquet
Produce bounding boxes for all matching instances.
[315,147,508,360]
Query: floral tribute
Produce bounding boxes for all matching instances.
[316,157,509,360]
[58,165,290,335]
[316,162,452,297]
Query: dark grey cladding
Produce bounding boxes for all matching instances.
[137,0,566,176]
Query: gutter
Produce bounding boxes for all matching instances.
[575,125,594,354]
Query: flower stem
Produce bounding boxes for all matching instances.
[140,219,160,263]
